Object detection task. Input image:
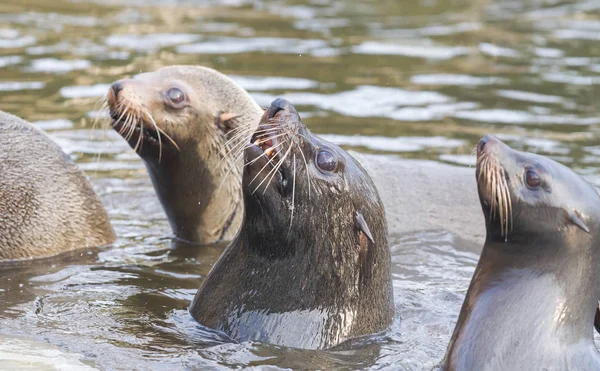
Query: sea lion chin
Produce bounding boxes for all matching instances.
[106,65,264,245]
[189,98,394,349]
[442,135,600,370]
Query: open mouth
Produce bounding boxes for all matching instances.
[247,119,288,191]
[110,110,161,146]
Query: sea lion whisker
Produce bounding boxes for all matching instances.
[289,153,297,232]
[213,137,250,173]
[260,140,293,195]
[155,126,180,153]
[91,97,107,132]
[216,149,246,196]
[296,141,312,199]
[135,107,146,154]
[120,111,134,139]
[490,164,497,221]
[222,124,262,148]
[115,107,131,136]
[253,140,292,195]
[496,171,504,234]
[223,124,277,144]
[245,140,288,168]
[132,119,144,153]
[124,112,138,142]
[142,111,164,163]
[216,127,283,169]
[247,146,282,187]
[500,168,512,238]
[477,156,486,183]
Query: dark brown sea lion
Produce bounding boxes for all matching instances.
[442,135,600,370]
[0,111,115,261]
[189,98,394,349]
[106,65,263,245]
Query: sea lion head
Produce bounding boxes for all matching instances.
[106,65,254,162]
[105,66,263,244]
[242,98,387,261]
[475,135,600,244]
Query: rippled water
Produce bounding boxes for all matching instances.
[1,0,599,369]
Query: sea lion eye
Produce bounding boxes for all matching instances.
[316,150,337,172]
[525,170,541,189]
[166,88,185,105]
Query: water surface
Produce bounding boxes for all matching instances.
[0,0,599,369]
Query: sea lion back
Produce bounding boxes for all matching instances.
[0,110,115,261]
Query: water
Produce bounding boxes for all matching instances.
[0,0,599,369]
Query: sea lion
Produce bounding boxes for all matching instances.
[106,65,263,245]
[442,135,600,370]
[0,111,115,261]
[189,98,394,350]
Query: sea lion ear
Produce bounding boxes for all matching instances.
[354,211,374,244]
[215,111,240,133]
[569,210,590,233]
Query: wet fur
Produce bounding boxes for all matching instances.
[0,111,115,261]
[189,101,394,349]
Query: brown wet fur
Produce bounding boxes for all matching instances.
[0,111,115,261]
[190,99,394,350]
[106,65,263,245]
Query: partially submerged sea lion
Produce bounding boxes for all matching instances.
[0,111,115,261]
[442,135,600,370]
[106,65,263,244]
[189,98,394,349]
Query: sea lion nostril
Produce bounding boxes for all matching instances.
[111,81,124,98]
[267,98,296,119]
[478,138,487,154]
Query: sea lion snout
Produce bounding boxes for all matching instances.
[106,79,142,114]
[111,81,124,99]
[477,135,504,157]
[267,98,298,120]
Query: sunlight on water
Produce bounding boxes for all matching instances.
[0,0,599,369]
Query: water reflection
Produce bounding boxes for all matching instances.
[0,0,599,369]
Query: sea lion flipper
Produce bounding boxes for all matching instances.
[354,211,374,244]
[568,210,589,233]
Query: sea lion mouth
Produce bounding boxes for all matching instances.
[110,110,162,145]
[244,116,289,194]
[476,135,513,238]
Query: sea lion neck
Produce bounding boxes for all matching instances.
[444,232,600,370]
[445,135,600,370]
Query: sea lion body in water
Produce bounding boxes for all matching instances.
[190,99,394,349]
[0,111,115,261]
[107,66,263,244]
[442,135,600,370]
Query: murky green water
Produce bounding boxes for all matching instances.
[0,0,599,369]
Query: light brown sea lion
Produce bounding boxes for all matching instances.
[0,111,115,261]
[189,98,394,350]
[106,66,263,245]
